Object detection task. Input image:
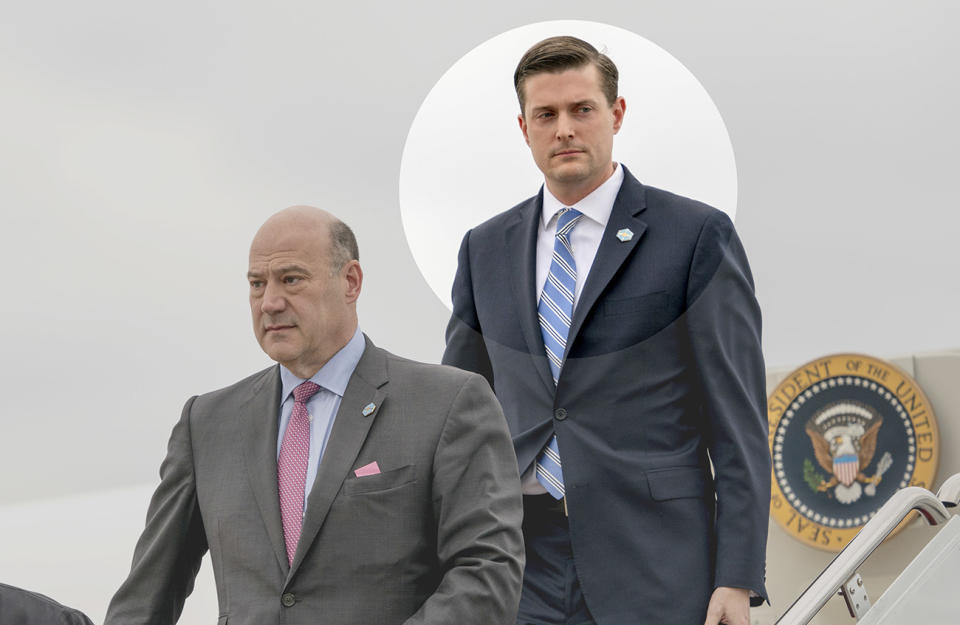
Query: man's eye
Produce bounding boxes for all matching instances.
[578,106,593,114]
[283,276,302,285]
[250,281,264,289]
[537,111,554,120]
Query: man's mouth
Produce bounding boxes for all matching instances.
[553,149,584,157]
[265,324,295,333]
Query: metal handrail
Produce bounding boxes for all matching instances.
[937,473,960,507]
[774,483,954,625]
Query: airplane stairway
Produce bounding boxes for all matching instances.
[776,472,960,624]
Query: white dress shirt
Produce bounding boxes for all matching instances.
[523,163,625,494]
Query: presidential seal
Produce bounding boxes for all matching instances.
[768,354,939,551]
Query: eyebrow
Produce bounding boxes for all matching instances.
[530,99,600,112]
[247,264,311,280]
[274,264,310,275]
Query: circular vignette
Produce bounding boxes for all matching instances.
[399,20,737,310]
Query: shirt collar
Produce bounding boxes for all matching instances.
[541,162,624,230]
[279,326,365,404]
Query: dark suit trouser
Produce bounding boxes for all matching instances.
[518,495,596,625]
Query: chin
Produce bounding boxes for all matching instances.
[549,166,591,184]
[262,340,298,364]
[263,348,286,364]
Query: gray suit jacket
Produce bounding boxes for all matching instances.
[106,336,524,625]
[443,167,769,624]
[0,583,95,625]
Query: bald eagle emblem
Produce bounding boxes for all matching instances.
[805,401,893,504]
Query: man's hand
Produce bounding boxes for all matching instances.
[703,586,750,625]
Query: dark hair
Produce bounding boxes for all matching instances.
[329,220,359,273]
[514,35,619,114]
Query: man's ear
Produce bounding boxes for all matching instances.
[518,113,530,146]
[612,96,626,134]
[343,260,363,303]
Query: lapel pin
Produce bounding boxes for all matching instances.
[361,402,377,417]
[616,228,634,242]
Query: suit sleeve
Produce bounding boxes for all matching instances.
[685,210,770,604]
[104,396,208,625]
[442,230,495,387]
[0,584,96,625]
[61,606,96,625]
[403,374,525,625]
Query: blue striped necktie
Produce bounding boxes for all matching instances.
[536,207,583,499]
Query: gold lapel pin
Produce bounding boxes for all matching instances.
[616,228,634,242]
[361,402,377,417]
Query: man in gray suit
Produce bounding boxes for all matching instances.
[106,206,524,625]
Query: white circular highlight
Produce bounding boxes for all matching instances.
[399,20,738,309]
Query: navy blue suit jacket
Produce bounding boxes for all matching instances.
[442,166,770,624]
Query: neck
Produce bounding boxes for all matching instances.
[284,321,358,379]
[545,161,616,206]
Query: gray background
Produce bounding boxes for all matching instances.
[0,1,957,623]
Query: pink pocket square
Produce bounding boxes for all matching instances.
[354,461,381,477]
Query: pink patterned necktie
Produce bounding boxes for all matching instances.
[278,380,322,565]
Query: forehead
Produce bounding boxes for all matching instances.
[523,64,604,109]
[249,226,329,270]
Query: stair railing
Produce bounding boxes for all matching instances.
[774,472,960,624]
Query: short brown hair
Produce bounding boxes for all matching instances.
[514,35,619,114]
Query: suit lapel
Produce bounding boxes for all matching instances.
[566,167,649,352]
[504,191,556,395]
[287,336,388,581]
[239,365,289,573]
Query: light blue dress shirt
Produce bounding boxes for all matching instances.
[277,327,365,509]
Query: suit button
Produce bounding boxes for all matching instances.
[281,593,296,607]
[554,408,567,420]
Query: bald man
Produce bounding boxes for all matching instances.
[106,207,524,625]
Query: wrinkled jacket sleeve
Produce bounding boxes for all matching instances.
[684,210,770,603]
[104,396,208,624]
[403,374,525,624]
[442,230,495,389]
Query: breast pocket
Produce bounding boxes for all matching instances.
[339,464,417,495]
[328,463,426,570]
[585,290,673,350]
[602,290,668,317]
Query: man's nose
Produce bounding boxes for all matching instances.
[261,282,287,314]
[556,112,575,139]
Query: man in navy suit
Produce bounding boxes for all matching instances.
[442,36,770,625]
